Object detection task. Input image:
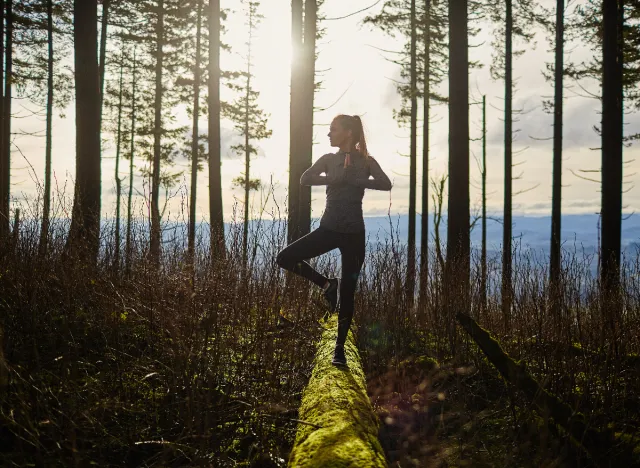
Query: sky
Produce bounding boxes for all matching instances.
[8,0,640,232]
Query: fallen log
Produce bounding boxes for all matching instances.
[457,312,640,467]
[288,315,386,468]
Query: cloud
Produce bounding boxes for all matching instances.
[218,126,267,160]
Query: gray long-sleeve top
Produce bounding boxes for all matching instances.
[300,150,392,233]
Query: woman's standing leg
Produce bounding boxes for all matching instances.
[336,230,366,348]
[276,226,338,287]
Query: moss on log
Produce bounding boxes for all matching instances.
[288,315,386,468]
[457,312,640,467]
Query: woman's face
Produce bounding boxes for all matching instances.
[328,119,352,148]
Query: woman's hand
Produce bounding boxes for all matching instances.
[343,164,357,184]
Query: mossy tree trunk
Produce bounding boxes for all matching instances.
[457,312,640,467]
[288,315,386,467]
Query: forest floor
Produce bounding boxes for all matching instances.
[1,225,639,466]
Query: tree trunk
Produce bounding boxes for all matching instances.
[0,0,5,241]
[287,0,303,244]
[0,0,11,240]
[419,0,431,310]
[208,0,225,259]
[406,0,417,310]
[550,0,564,317]
[66,0,101,264]
[126,47,137,274]
[287,315,386,466]
[242,8,254,268]
[600,0,623,318]
[150,0,164,264]
[298,0,316,239]
[189,0,203,263]
[446,0,470,323]
[481,95,487,317]
[114,55,125,272]
[39,0,54,256]
[501,0,513,328]
[99,0,110,133]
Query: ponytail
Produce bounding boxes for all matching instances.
[352,115,369,158]
[334,114,370,159]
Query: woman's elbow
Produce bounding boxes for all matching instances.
[383,180,392,191]
[300,174,309,186]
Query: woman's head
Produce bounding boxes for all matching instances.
[328,114,369,157]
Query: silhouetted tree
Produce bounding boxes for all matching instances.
[109,51,126,270]
[296,0,317,241]
[126,47,138,273]
[481,95,487,316]
[446,0,470,322]
[564,1,639,317]
[208,0,225,259]
[549,0,565,315]
[8,1,72,254]
[420,0,447,308]
[601,0,624,316]
[486,0,536,325]
[407,0,417,308]
[225,0,271,267]
[187,0,204,263]
[364,0,448,310]
[287,0,303,244]
[99,0,110,136]
[0,0,12,240]
[66,0,101,264]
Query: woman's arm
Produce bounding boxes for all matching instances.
[350,156,392,191]
[300,154,330,186]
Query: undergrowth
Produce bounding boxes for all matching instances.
[0,196,639,466]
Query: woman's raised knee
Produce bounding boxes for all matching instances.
[276,250,292,268]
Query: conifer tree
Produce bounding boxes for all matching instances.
[66,0,101,264]
[208,0,225,259]
[446,0,470,320]
[3,0,72,254]
[365,0,448,309]
[225,0,271,267]
[486,0,537,325]
[0,0,12,240]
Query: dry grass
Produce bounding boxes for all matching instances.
[0,192,639,467]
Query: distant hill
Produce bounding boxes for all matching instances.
[208,213,639,254]
[157,214,639,275]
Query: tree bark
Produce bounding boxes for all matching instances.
[550,0,564,317]
[406,0,417,310]
[287,0,303,244]
[126,47,137,274]
[114,55,125,272]
[298,0,316,240]
[481,95,487,317]
[446,0,470,324]
[501,0,513,328]
[98,0,110,134]
[208,0,225,259]
[0,0,11,240]
[66,0,101,264]
[150,0,164,264]
[39,0,54,256]
[0,0,4,241]
[419,0,431,310]
[189,0,203,262]
[242,15,253,268]
[600,0,623,318]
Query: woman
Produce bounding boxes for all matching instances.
[276,114,392,366]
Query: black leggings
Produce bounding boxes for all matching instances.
[276,225,365,347]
